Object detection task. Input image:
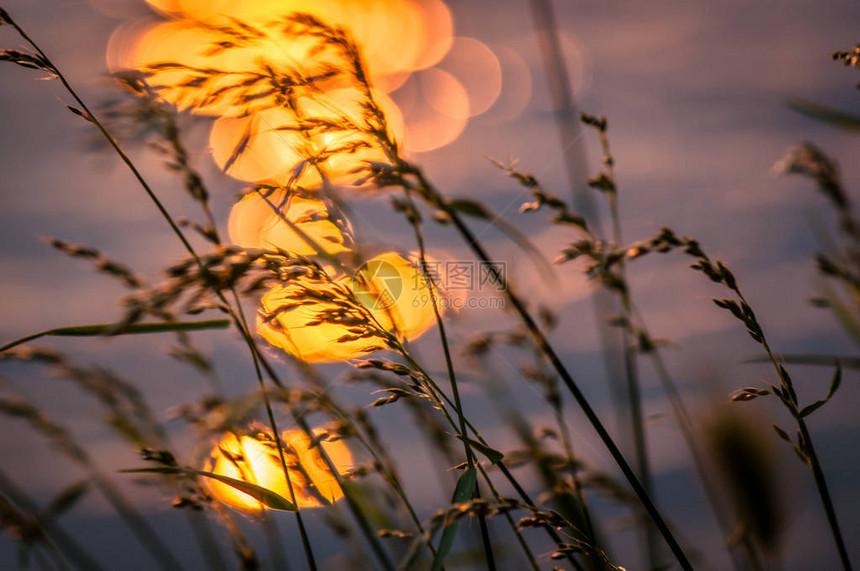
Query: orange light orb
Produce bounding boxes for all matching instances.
[257,273,390,363]
[353,252,442,341]
[435,37,502,118]
[155,0,453,94]
[113,17,337,117]
[143,0,183,16]
[395,69,468,153]
[210,88,403,186]
[480,45,533,125]
[229,189,353,256]
[204,429,353,512]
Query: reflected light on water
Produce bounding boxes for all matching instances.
[204,430,353,512]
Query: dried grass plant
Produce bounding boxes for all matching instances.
[0,5,857,571]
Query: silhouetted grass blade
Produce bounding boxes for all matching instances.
[0,320,231,352]
[122,467,298,511]
[787,98,860,133]
[432,467,477,571]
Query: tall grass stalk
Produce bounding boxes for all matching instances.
[581,116,658,566]
[0,10,329,570]
[628,227,854,570]
[525,9,651,567]
[399,186,497,569]
[310,19,694,563]
[498,151,766,567]
[399,163,693,569]
[0,396,183,570]
[737,294,852,570]
[0,466,105,571]
[9,6,854,570]
[386,343,602,570]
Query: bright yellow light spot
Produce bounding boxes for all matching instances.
[204,429,353,512]
[353,252,440,341]
[131,0,454,100]
[209,88,403,186]
[112,18,337,117]
[228,189,352,256]
[111,0,467,175]
[257,273,389,363]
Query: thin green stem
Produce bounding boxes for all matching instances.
[597,125,658,567]
[4,15,319,567]
[741,290,852,571]
[324,402,440,561]
[292,413,396,571]
[399,188,495,568]
[0,320,230,353]
[798,419,851,571]
[224,306,319,571]
[473,462,541,571]
[629,301,755,569]
[5,17,322,566]
[4,16,199,265]
[395,349,587,570]
[243,338,396,571]
[404,168,691,570]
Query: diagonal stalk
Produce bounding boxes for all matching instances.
[595,123,659,566]
[0,12,321,569]
[738,288,852,571]
[402,166,692,570]
[400,187,496,569]
[393,344,587,571]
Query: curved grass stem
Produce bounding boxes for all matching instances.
[400,187,496,570]
[0,12,324,569]
[742,290,853,571]
[594,121,658,566]
[402,165,692,570]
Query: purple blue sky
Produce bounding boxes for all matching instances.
[1,0,860,568]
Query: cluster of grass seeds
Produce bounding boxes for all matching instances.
[1,3,857,570]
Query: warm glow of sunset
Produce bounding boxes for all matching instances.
[209,88,404,186]
[436,37,502,117]
[129,0,454,103]
[257,274,390,363]
[204,429,353,512]
[396,69,469,153]
[110,19,318,117]
[228,189,352,256]
[354,252,442,341]
[7,0,854,567]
